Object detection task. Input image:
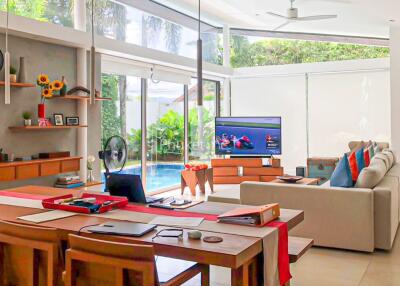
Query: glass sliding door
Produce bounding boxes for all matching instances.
[188,79,217,163]
[101,74,142,178]
[146,81,185,193]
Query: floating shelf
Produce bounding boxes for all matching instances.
[50,95,90,100]
[0,81,35,88]
[95,97,112,101]
[8,125,88,131]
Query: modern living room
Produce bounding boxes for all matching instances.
[1,0,400,285]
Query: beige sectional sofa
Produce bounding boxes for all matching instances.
[208,148,399,252]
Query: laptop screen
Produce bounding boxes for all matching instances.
[105,173,147,204]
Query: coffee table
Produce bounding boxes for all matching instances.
[270,177,320,185]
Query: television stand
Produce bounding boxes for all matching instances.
[211,157,283,184]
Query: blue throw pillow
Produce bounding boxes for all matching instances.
[330,154,353,188]
[356,148,365,172]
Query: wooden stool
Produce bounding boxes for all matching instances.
[181,168,214,195]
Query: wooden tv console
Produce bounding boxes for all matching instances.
[211,158,283,184]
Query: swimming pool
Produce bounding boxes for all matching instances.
[102,164,184,192]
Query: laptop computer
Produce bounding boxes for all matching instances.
[105,173,163,204]
[87,221,156,237]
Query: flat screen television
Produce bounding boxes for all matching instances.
[215,117,282,156]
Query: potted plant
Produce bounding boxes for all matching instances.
[22,111,32,126]
[10,66,17,83]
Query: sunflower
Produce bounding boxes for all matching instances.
[42,88,53,99]
[48,83,54,91]
[52,80,63,91]
[37,74,49,86]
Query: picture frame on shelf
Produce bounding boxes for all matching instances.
[66,116,79,126]
[53,114,64,126]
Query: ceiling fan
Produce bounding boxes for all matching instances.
[266,0,338,31]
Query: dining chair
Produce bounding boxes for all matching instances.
[65,234,209,286]
[0,220,63,286]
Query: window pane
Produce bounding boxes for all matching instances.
[92,0,221,64]
[0,0,74,27]
[101,74,142,176]
[308,70,391,156]
[231,35,390,68]
[146,80,184,193]
[188,79,217,163]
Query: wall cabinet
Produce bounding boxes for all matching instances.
[0,157,81,182]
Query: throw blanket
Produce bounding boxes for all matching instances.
[0,191,291,286]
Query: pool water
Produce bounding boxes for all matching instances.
[102,164,184,192]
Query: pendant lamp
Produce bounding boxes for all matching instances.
[197,0,203,106]
[90,0,96,104]
[5,0,10,105]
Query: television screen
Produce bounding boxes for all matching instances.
[215,117,282,156]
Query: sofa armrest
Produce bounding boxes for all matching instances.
[240,182,374,252]
[373,176,399,250]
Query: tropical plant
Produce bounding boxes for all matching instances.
[101,74,120,146]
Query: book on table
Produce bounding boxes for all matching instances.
[218,203,280,226]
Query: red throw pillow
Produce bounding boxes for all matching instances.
[348,152,359,182]
[364,149,370,167]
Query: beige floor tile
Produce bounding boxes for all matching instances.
[290,247,371,286]
[359,260,400,286]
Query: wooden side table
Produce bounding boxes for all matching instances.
[181,168,214,195]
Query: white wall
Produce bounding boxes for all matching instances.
[231,59,390,174]
[390,25,400,154]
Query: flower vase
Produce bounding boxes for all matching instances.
[38,103,46,119]
[87,170,94,182]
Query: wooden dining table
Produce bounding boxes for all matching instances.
[0,186,304,286]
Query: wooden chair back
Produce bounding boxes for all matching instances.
[65,234,158,286]
[0,220,63,286]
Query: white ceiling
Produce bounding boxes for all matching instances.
[155,0,400,38]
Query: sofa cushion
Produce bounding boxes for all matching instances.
[374,153,391,171]
[348,151,359,182]
[330,154,353,188]
[368,144,375,159]
[382,149,396,166]
[355,159,387,189]
[356,148,366,171]
[364,149,371,167]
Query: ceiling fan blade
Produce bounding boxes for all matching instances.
[300,0,350,3]
[273,21,291,31]
[296,15,338,21]
[267,12,289,20]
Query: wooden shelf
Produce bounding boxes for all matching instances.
[8,125,88,131]
[50,95,90,100]
[95,97,112,101]
[0,81,35,88]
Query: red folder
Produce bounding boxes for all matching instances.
[218,203,280,226]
